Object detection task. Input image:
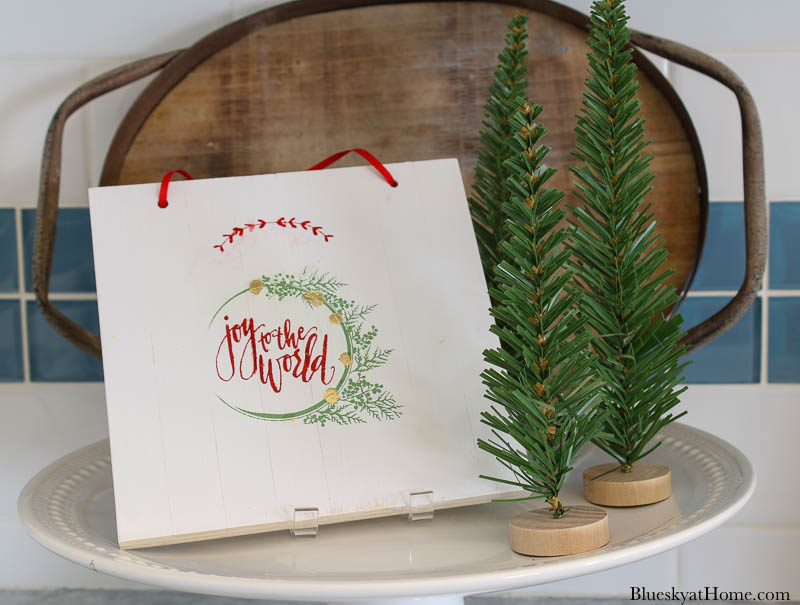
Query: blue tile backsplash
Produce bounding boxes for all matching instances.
[26,300,103,382]
[0,209,18,292]
[0,301,23,381]
[769,202,800,290]
[768,298,800,382]
[678,296,762,384]
[0,203,795,382]
[22,208,95,293]
[691,202,746,291]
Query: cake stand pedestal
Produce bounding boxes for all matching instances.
[18,423,754,604]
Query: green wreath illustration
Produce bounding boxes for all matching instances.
[210,267,401,426]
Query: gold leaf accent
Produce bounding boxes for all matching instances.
[323,388,340,404]
[304,291,325,307]
[248,279,263,295]
[329,312,343,324]
[339,352,353,366]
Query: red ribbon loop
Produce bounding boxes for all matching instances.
[158,149,395,208]
[308,148,398,187]
[158,169,193,208]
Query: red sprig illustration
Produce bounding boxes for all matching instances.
[213,217,334,253]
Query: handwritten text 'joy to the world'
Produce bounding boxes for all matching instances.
[216,317,335,393]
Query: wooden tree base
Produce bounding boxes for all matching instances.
[583,462,672,507]
[509,505,609,556]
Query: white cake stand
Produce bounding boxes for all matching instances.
[18,423,754,604]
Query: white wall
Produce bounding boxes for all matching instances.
[1,0,798,596]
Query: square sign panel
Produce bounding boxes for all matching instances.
[89,159,516,548]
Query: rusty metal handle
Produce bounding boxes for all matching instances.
[33,15,766,360]
[33,51,180,360]
[629,31,768,352]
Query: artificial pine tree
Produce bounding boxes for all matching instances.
[569,0,688,505]
[477,95,609,555]
[469,14,530,298]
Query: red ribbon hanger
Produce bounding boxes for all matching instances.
[307,148,398,187]
[157,149,396,208]
[157,169,193,208]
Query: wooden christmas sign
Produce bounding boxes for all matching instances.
[88,159,516,548]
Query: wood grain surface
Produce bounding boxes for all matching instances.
[103,2,703,296]
[509,505,609,556]
[583,462,672,507]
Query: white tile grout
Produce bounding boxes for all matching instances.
[0,292,97,301]
[14,207,30,383]
[0,55,172,66]
[695,44,800,55]
[80,64,94,190]
[4,201,98,383]
[84,68,100,189]
[48,292,98,301]
[684,290,738,297]
[761,231,771,384]
[684,382,800,390]
[706,199,799,203]
[2,290,789,301]
[686,291,800,298]
[761,195,772,384]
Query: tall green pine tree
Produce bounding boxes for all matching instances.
[479,98,605,517]
[469,15,530,297]
[569,0,688,472]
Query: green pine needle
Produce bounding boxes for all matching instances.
[469,14,530,300]
[478,89,606,516]
[568,0,690,470]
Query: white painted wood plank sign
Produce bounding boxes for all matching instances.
[88,159,515,549]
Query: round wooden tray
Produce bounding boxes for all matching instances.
[18,423,754,602]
